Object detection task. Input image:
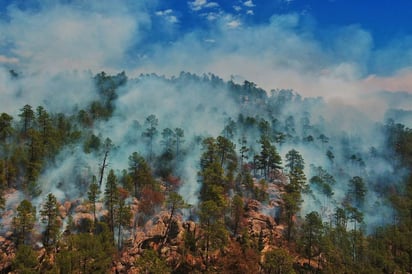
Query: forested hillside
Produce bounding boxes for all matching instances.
[1,70,412,273]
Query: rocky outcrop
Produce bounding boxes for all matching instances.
[0,236,14,272]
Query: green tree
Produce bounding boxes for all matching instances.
[142,114,158,161]
[255,135,282,179]
[115,196,132,250]
[345,205,364,263]
[164,192,189,244]
[0,112,14,142]
[222,117,237,139]
[347,176,367,208]
[262,248,295,274]
[174,127,184,160]
[40,193,60,250]
[199,200,228,269]
[25,128,43,195]
[310,166,335,207]
[285,149,307,193]
[128,152,154,198]
[12,244,38,274]
[135,249,171,273]
[56,223,114,273]
[216,136,236,168]
[19,104,35,135]
[231,194,244,235]
[36,106,55,156]
[12,199,36,245]
[285,149,304,173]
[161,127,175,153]
[283,191,301,242]
[104,169,119,235]
[98,137,114,187]
[300,211,324,268]
[87,176,101,224]
[238,136,249,167]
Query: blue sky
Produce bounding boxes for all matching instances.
[154,0,412,47]
[1,0,412,96]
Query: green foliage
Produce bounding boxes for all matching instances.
[115,196,132,249]
[5,72,412,273]
[19,104,35,135]
[199,200,228,268]
[347,176,367,208]
[299,211,323,266]
[104,169,119,234]
[128,152,155,198]
[164,192,190,242]
[0,112,14,141]
[283,191,301,242]
[83,133,101,153]
[87,176,101,223]
[135,249,171,274]
[230,194,244,235]
[55,225,114,273]
[12,199,36,245]
[12,244,38,274]
[142,114,159,161]
[40,193,60,250]
[254,135,282,179]
[262,248,295,274]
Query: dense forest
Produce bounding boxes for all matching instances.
[1,70,412,273]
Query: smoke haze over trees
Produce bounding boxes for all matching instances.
[2,0,412,272]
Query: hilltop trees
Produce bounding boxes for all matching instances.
[3,71,412,273]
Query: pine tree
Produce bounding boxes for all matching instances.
[142,114,158,161]
[115,196,132,250]
[164,192,189,243]
[12,199,36,245]
[87,176,101,224]
[128,152,154,198]
[174,127,185,160]
[262,248,295,274]
[40,193,60,250]
[12,244,38,273]
[19,104,35,135]
[231,194,244,235]
[104,169,119,235]
[0,112,14,142]
[300,211,324,268]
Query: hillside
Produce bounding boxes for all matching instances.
[1,70,412,273]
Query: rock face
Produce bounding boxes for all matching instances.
[0,236,14,272]
[0,174,289,273]
[112,192,286,273]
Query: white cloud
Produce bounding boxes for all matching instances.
[243,0,255,8]
[233,5,242,12]
[246,10,254,15]
[227,19,242,29]
[0,1,150,72]
[155,9,173,16]
[203,11,222,21]
[155,9,179,24]
[189,0,219,11]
